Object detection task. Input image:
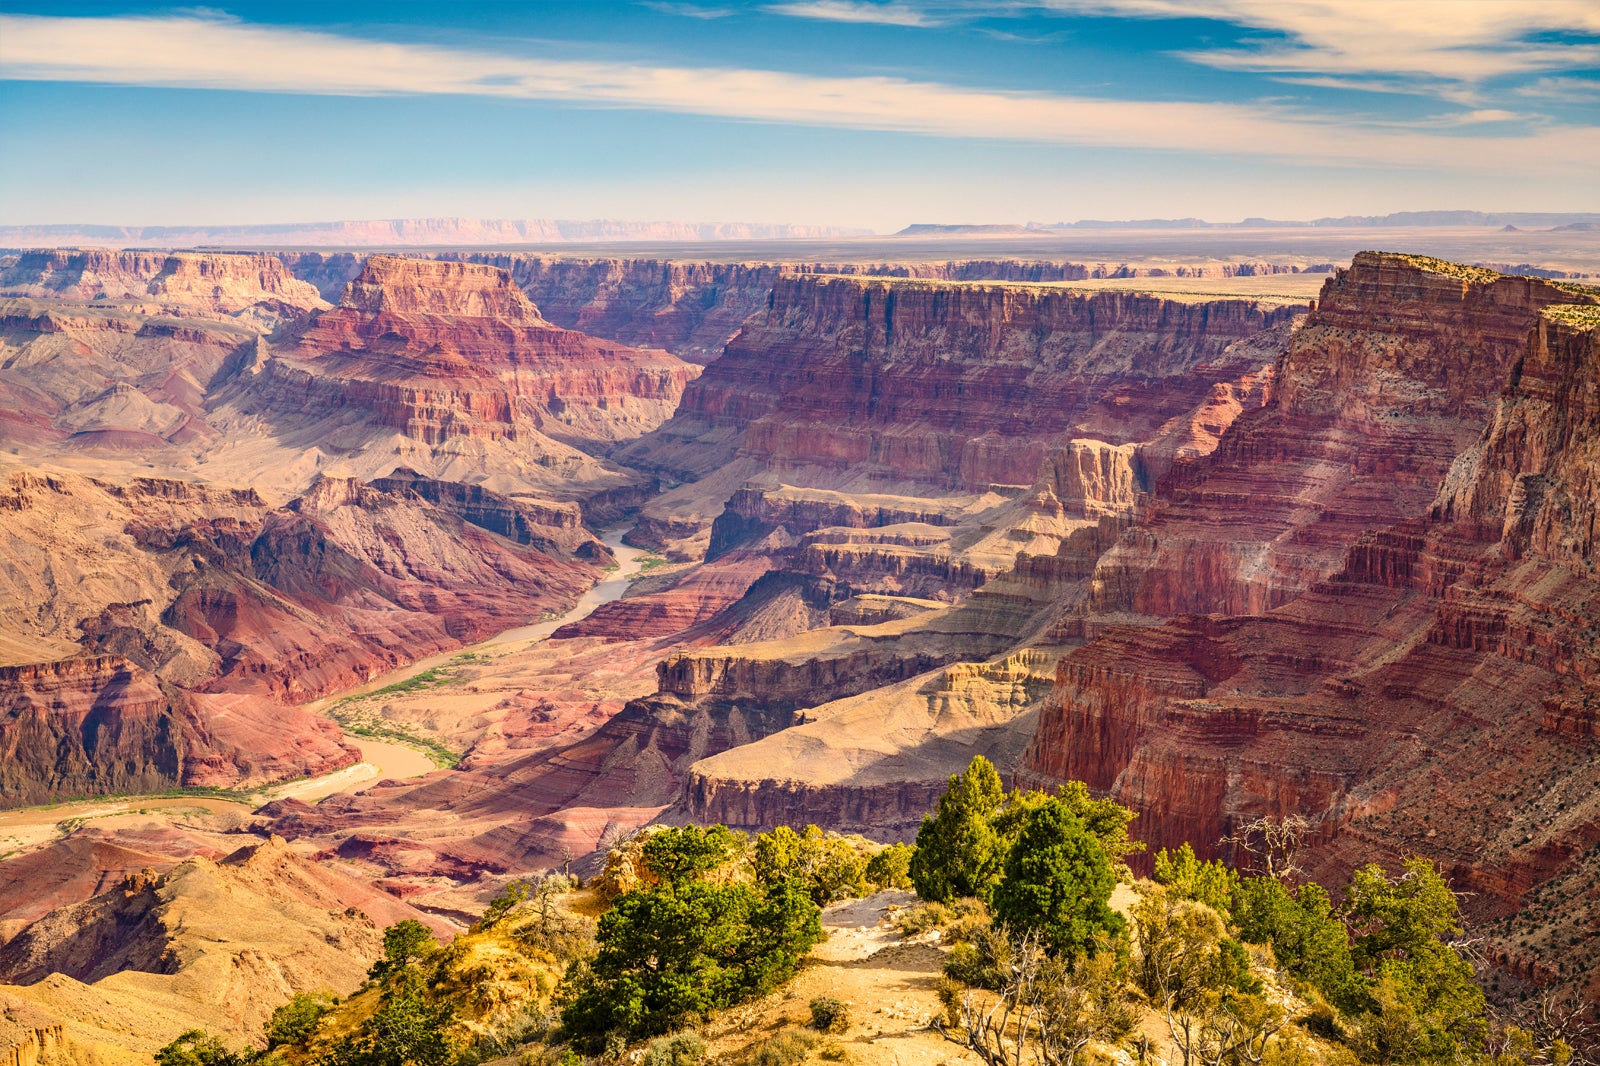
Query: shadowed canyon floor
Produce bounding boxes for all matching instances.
[1,243,1599,1058]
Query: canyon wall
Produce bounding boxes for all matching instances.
[1022,264,1600,996]
[0,467,604,801]
[0,249,326,324]
[626,273,1302,491]
[1082,252,1597,620]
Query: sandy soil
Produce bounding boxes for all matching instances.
[0,798,252,859]
[700,890,984,1066]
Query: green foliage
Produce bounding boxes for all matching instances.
[1132,890,1238,1007]
[477,879,530,930]
[989,797,1124,959]
[909,756,1006,904]
[753,825,868,904]
[1232,876,1360,1007]
[641,824,743,886]
[369,919,440,981]
[894,900,951,935]
[325,973,458,1066]
[864,842,914,890]
[943,922,1014,991]
[561,831,822,1040]
[1343,859,1486,1063]
[641,1031,707,1066]
[264,990,336,1048]
[1231,856,1485,1065]
[1008,780,1144,863]
[155,1031,249,1066]
[1153,843,1239,916]
[1216,938,1262,996]
[809,996,851,1033]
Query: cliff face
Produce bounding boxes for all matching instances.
[0,249,326,321]
[1083,253,1598,620]
[1023,271,1600,998]
[427,255,1331,363]
[0,467,603,800]
[280,256,698,445]
[626,274,1302,489]
[0,838,437,1059]
[451,255,784,364]
[0,298,256,454]
[0,657,182,805]
[1436,305,1600,564]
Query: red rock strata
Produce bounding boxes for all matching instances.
[267,256,697,448]
[625,273,1302,488]
[0,249,325,318]
[0,468,601,801]
[1083,253,1596,620]
[1023,264,1600,997]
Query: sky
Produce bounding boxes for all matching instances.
[0,1,1597,232]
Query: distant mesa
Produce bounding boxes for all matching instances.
[0,216,873,249]
[893,223,1040,237]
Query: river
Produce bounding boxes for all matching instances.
[0,529,653,840]
[283,527,650,798]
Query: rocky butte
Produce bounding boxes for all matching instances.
[0,251,704,808]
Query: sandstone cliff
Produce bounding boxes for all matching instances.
[628,274,1300,490]
[0,249,326,325]
[0,467,603,800]
[213,255,697,502]
[1082,252,1600,620]
[1023,267,1600,1000]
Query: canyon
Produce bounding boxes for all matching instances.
[0,241,1598,1057]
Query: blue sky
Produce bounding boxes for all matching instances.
[0,1,1596,231]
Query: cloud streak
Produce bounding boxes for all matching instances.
[0,14,1595,174]
[1034,1,1600,83]
[763,1,947,27]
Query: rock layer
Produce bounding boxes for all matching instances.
[625,274,1301,492]
[1022,262,1600,999]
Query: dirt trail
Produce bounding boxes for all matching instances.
[704,891,982,1066]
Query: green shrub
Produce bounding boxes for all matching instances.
[909,756,1005,904]
[990,797,1124,958]
[942,922,1014,991]
[561,833,822,1039]
[1153,843,1238,915]
[754,825,869,904]
[264,991,336,1048]
[864,842,914,890]
[155,1031,248,1066]
[809,997,850,1034]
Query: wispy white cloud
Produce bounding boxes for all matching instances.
[763,1,947,27]
[1516,75,1600,103]
[1031,0,1600,83]
[1268,74,1482,108]
[0,14,1595,176]
[639,2,737,19]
